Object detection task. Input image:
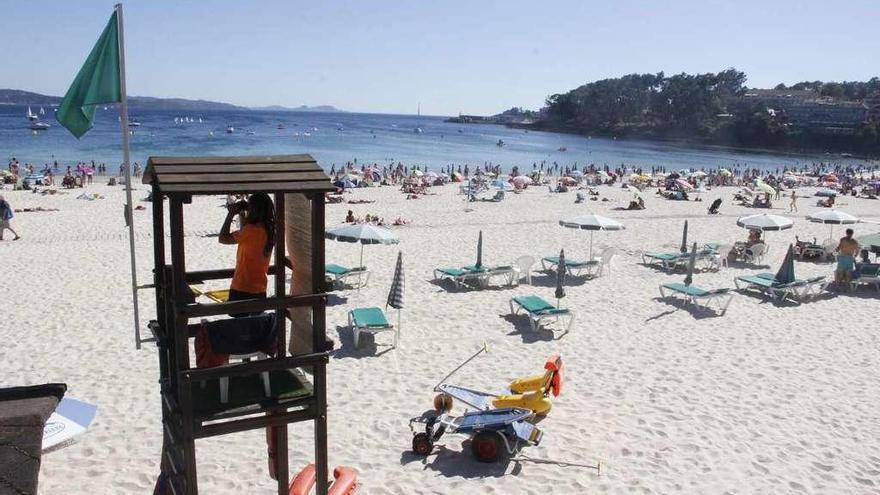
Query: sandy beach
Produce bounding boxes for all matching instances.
[2,179,879,494]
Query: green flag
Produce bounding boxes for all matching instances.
[56,11,121,138]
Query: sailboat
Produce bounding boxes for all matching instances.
[39,107,45,116]
[413,103,423,134]
[27,106,38,122]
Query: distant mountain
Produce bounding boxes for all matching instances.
[0,89,342,113]
[250,104,343,113]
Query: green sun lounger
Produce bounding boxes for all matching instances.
[348,307,398,349]
[326,264,369,288]
[434,265,515,289]
[659,282,733,315]
[509,295,575,333]
[540,256,598,277]
[641,252,686,272]
[734,273,826,303]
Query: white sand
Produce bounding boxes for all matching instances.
[1,180,879,494]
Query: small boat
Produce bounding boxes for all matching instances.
[27,106,38,122]
[29,122,50,131]
[128,121,141,127]
[277,123,286,129]
[557,147,567,152]
[414,102,423,133]
[198,117,203,123]
[246,130,256,135]
[413,127,423,134]
[496,139,505,147]
[174,117,179,124]
[226,126,235,134]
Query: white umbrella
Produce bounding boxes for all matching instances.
[807,210,860,239]
[326,224,400,287]
[755,180,776,195]
[559,214,625,258]
[736,214,794,232]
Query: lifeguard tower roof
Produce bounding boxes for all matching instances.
[143,154,335,195]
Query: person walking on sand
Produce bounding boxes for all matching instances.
[0,195,21,241]
[789,190,798,212]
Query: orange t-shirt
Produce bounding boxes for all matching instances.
[231,224,271,294]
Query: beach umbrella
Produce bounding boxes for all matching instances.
[334,178,355,190]
[675,179,694,191]
[512,175,531,188]
[42,397,98,452]
[555,249,566,307]
[755,181,776,195]
[326,224,400,287]
[680,220,689,253]
[476,231,483,269]
[386,251,405,338]
[683,242,698,286]
[774,245,796,285]
[491,179,511,189]
[568,170,584,179]
[736,214,793,232]
[690,170,707,178]
[816,188,838,197]
[807,210,860,239]
[559,214,625,258]
[719,169,732,177]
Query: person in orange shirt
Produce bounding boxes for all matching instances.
[219,193,275,313]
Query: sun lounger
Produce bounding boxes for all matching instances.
[348,307,398,349]
[434,265,515,289]
[509,295,574,333]
[326,263,370,288]
[734,273,826,302]
[541,256,598,277]
[853,264,880,291]
[641,252,686,272]
[659,282,733,315]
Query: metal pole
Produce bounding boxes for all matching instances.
[116,3,142,349]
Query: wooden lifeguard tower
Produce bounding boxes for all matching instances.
[143,154,335,495]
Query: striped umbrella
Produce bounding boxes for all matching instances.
[386,251,405,310]
[555,248,566,307]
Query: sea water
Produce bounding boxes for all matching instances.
[0,105,865,173]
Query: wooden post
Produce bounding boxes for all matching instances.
[273,192,289,494]
[169,197,197,494]
[311,194,329,495]
[285,193,315,355]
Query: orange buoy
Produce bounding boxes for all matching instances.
[289,464,359,495]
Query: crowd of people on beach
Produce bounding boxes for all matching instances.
[3,157,142,190]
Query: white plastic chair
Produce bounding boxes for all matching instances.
[712,243,733,270]
[743,243,766,264]
[592,247,617,277]
[513,255,536,285]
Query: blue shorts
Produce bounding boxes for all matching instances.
[837,255,855,273]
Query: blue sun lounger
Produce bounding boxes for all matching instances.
[659,282,734,315]
[509,295,574,333]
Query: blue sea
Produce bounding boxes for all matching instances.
[0,105,866,173]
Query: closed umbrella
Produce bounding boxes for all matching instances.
[476,231,483,269]
[807,210,860,239]
[559,214,625,259]
[680,220,689,254]
[326,223,400,288]
[683,242,698,286]
[386,251,405,340]
[555,249,566,307]
[774,245,796,284]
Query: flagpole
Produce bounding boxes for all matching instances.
[115,3,142,349]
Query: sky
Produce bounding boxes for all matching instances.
[1,1,877,115]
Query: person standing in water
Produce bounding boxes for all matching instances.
[0,195,20,241]
[218,193,275,314]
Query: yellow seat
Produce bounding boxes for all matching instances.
[204,289,230,303]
